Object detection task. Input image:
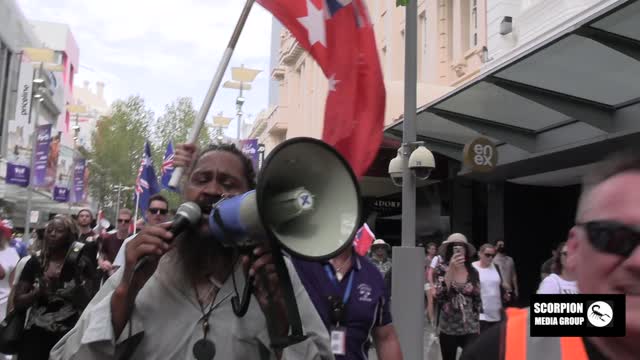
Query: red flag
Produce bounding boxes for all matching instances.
[256,0,385,177]
[353,223,375,256]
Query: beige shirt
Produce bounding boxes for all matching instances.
[50,251,333,360]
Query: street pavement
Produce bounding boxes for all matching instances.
[368,316,460,360]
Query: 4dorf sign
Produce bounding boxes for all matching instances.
[463,137,498,173]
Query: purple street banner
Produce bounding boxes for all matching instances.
[32,124,52,188]
[53,186,70,202]
[5,163,30,187]
[240,138,259,171]
[44,132,61,189]
[72,159,86,203]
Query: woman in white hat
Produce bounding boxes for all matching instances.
[433,233,482,360]
[370,239,392,277]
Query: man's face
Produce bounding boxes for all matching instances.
[146,200,169,226]
[566,171,640,335]
[496,240,505,252]
[373,246,386,257]
[117,213,132,232]
[77,211,92,227]
[184,151,250,232]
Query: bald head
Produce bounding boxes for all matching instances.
[576,150,640,222]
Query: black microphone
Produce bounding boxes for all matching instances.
[133,201,201,272]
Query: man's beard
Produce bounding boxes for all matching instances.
[175,225,235,282]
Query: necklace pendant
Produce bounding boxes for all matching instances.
[193,338,216,360]
[336,272,344,281]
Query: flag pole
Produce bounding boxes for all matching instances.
[133,192,140,234]
[168,0,256,188]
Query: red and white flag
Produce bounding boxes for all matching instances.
[353,223,375,256]
[256,0,386,177]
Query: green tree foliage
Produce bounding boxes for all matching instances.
[396,0,409,6]
[88,96,154,220]
[152,97,214,209]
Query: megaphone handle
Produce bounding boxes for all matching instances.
[231,256,255,317]
[268,248,308,349]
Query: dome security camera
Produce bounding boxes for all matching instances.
[409,146,435,180]
[388,151,404,187]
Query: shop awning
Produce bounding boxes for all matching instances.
[385,0,640,181]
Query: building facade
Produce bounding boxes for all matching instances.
[0,1,87,228]
[71,80,110,150]
[252,0,640,305]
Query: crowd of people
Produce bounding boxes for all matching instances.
[0,144,637,360]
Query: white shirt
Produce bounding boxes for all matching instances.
[50,251,331,360]
[112,234,137,268]
[537,273,578,294]
[0,246,20,303]
[430,255,441,269]
[472,262,503,322]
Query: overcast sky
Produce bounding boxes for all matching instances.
[18,0,275,138]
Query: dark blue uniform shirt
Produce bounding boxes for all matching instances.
[292,253,392,360]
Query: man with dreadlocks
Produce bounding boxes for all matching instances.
[13,215,98,360]
[51,143,332,359]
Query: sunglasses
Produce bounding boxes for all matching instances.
[483,253,495,258]
[117,219,131,224]
[577,220,640,257]
[148,208,169,215]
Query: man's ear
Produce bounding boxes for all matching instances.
[565,227,581,273]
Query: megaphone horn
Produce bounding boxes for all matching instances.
[208,137,362,260]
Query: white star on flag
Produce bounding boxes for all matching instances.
[297,0,326,47]
[328,74,341,92]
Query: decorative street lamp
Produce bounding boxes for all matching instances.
[212,112,233,144]
[223,64,261,140]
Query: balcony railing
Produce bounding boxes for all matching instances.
[279,30,305,66]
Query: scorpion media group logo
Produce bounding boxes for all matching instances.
[530,294,625,337]
[586,301,613,327]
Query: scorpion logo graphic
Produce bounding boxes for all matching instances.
[587,302,613,327]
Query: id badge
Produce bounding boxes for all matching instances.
[330,326,347,356]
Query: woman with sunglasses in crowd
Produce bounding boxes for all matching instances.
[536,242,578,294]
[12,215,98,360]
[472,244,511,333]
[434,233,482,360]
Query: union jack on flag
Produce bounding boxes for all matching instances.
[134,141,160,214]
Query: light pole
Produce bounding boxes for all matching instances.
[67,104,87,148]
[212,112,233,144]
[23,64,46,239]
[112,184,133,223]
[389,1,436,359]
[223,64,261,140]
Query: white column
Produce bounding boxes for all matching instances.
[452,0,463,61]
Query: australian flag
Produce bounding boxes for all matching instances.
[135,141,160,214]
[161,141,176,191]
[256,0,385,177]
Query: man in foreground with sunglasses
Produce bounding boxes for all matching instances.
[112,194,170,269]
[462,150,640,360]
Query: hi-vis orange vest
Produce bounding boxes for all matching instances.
[504,308,589,360]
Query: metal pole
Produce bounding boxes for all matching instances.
[391,1,425,359]
[24,97,40,239]
[115,184,121,224]
[133,193,140,234]
[168,0,256,188]
[236,83,244,140]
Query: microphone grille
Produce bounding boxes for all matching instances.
[176,202,202,224]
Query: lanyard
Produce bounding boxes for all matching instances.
[324,264,355,304]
